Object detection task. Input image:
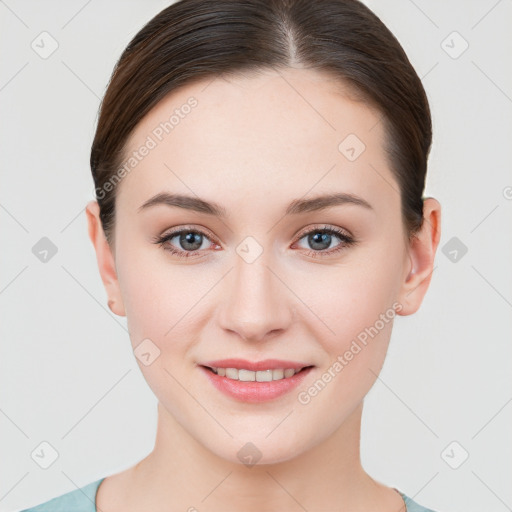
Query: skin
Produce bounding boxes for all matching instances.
[86,67,441,511]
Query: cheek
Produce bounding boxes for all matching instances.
[306,241,404,385]
[321,259,400,336]
[293,265,399,422]
[115,245,190,352]
[115,252,202,411]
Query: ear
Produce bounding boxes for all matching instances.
[85,200,126,317]
[397,197,441,316]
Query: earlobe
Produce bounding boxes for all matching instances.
[397,198,441,316]
[85,200,126,317]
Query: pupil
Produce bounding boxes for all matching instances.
[181,232,202,250]
[310,232,330,250]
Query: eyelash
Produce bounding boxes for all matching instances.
[151,224,356,260]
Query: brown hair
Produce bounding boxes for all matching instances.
[90,0,432,247]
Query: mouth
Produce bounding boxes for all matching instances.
[199,359,315,403]
[201,365,314,382]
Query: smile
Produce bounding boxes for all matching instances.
[206,366,309,381]
[199,359,315,403]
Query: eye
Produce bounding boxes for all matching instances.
[152,224,357,260]
[293,225,356,258]
[151,226,219,259]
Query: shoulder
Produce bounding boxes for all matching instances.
[397,490,441,512]
[19,478,105,512]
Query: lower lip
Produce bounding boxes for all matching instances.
[200,366,314,403]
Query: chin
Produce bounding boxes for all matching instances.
[201,430,311,468]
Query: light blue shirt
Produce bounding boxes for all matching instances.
[20,477,440,511]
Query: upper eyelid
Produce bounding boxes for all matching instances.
[295,224,352,238]
[163,225,217,240]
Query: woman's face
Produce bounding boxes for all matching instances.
[94,67,420,464]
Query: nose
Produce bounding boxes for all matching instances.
[217,251,294,343]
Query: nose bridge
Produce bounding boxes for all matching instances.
[218,239,292,341]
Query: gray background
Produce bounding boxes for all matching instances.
[1,1,511,511]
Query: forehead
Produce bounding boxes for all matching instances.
[116,67,396,217]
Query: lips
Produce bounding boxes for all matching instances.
[201,358,310,372]
[199,359,315,402]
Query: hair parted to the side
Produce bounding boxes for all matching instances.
[90,0,432,248]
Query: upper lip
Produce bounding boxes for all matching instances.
[201,359,313,371]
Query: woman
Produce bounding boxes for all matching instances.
[22,0,442,510]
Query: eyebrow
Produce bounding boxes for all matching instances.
[138,191,374,217]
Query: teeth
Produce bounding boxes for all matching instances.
[211,367,302,381]
[239,369,256,382]
[272,369,284,380]
[256,370,273,382]
[225,368,239,379]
